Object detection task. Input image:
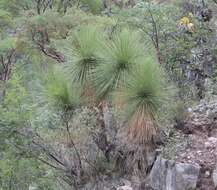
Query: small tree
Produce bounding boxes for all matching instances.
[123,60,164,145]
[92,29,166,173]
[0,37,16,82]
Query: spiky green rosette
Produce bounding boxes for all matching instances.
[93,29,144,100]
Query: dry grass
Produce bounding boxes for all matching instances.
[128,110,157,145]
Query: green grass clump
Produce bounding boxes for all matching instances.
[42,65,81,111]
[65,26,101,85]
[93,29,144,100]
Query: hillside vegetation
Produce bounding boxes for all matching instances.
[0,0,217,190]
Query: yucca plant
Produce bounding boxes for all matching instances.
[65,26,102,85]
[122,59,165,145]
[93,29,145,100]
[42,65,81,112]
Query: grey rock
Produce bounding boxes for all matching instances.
[117,186,133,190]
[146,156,200,190]
[213,165,217,188]
[205,170,211,177]
[122,179,132,187]
[29,185,38,190]
[81,177,133,190]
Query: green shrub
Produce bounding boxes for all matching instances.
[81,0,103,14]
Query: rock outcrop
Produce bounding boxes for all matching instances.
[182,101,217,136]
[117,186,133,190]
[145,156,200,190]
[173,100,217,190]
[213,165,217,188]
